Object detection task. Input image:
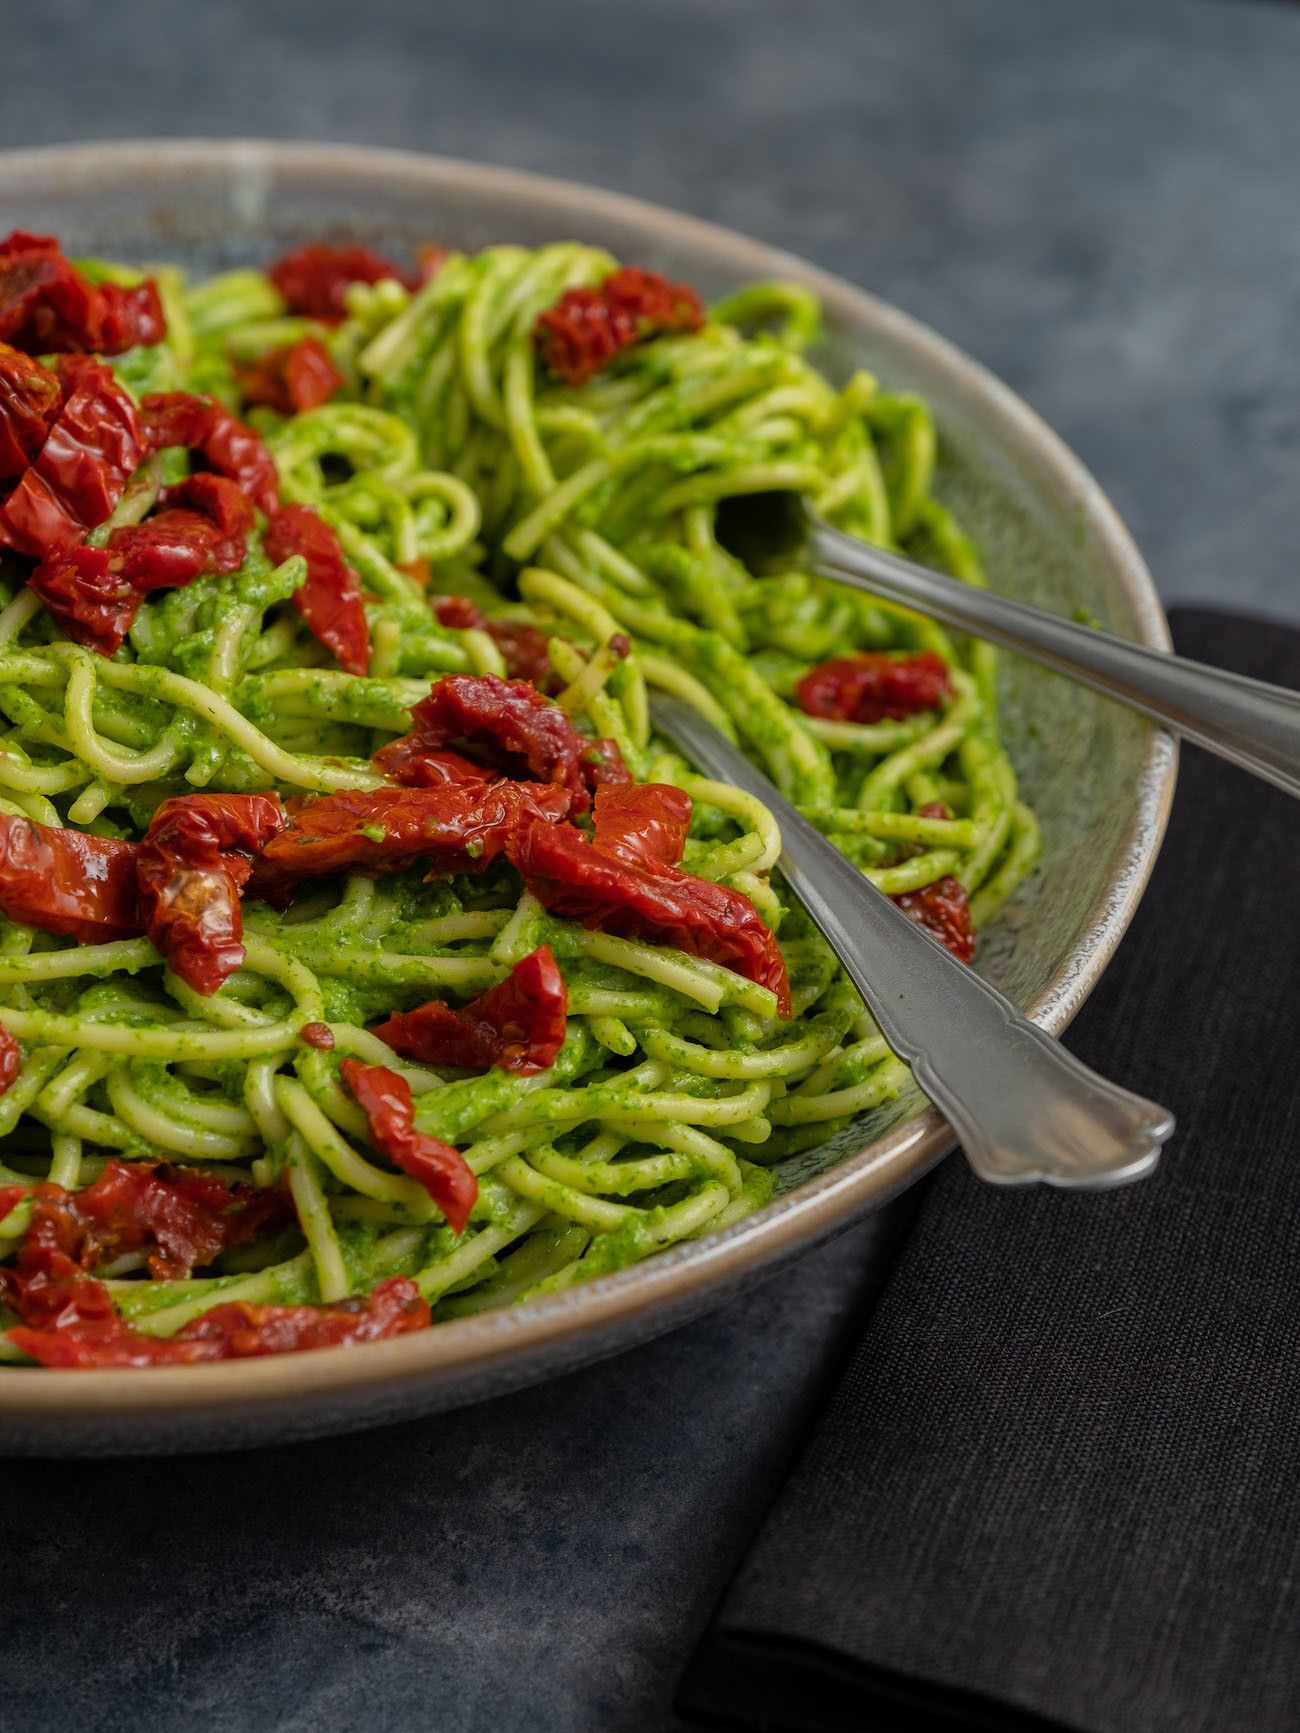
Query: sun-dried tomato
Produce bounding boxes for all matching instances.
[374,673,628,815]
[0,1162,289,1335]
[916,800,952,821]
[0,341,60,478]
[375,746,492,787]
[267,244,418,322]
[341,1058,477,1233]
[174,1274,430,1356]
[299,1021,336,1050]
[140,390,280,516]
[237,334,344,416]
[510,815,791,1017]
[0,1021,20,1095]
[78,1162,287,1279]
[95,280,167,353]
[0,1191,116,1337]
[795,651,953,725]
[432,595,493,627]
[0,812,142,943]
[262,501,371,676]
[29,473,256,655]
[73,1161,287,1280]
[112,499,249,594]
[137,792,287,996]
[0,356,144,558]
[27,544,139,655]
[156,470,256,537]
[111,472,254,591]
[891,874,976,964]
[590,782,692,870]
[9,1274,428,1368]
[0,230,164,356]
[535,266,706,387]
[0,231,98,354]
[431,594,554,688]
[487,621,556,688]
[373,943,568,1075]
[248,781,571,903]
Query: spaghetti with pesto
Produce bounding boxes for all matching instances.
[0,233,1040,1367]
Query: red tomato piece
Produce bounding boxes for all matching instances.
[299,1021,336,1050]
[372,747,491,787]
[0,1179,115,1336]
[1,1218,118,1338]
[267,244,418,322]
[0,231,99,354]
[0,341,60,478]
[0,813,142,943]
[484,620,554,688]
[27,475,253,655]
[156,470,256,536]
[140,390,280,516]
[890,874,976,964]
[112,472,255,592]
[590,782,692,870]
[26,544,140,655]
[0,230,165,356]
[431,594,554,688]
[176,1274,431,1356]
[248,781,572,903]
[510,818,791,1017]
[263,501,371,676]
[95,280,167,353]
[341,1059,477,1233]
[0,1182,25,1221]
[795,651,953,724]
[73,1160,290,1280]
[112,512,240,595]
[432,594,492,628]
[373,673,629,815]
[0,1161,289,1345]
[373,943,568,1075]
[535,266,706,386]
[237,334,345,416]
[916,800,952,821]
[4,1321,202,1368]
[0,1021,20,1094]
[0,356,144,558]
[137,792,287,996]
[10,1274,429,1368]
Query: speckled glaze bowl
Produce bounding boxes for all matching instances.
[0,141,1176,1454]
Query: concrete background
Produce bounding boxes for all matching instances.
[2,3,1298,1730]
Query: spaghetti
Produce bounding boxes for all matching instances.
[0,236,1040,1366]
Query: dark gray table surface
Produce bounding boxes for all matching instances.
[3,2,1299,1730]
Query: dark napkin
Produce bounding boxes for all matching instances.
[679,607,1300,1733]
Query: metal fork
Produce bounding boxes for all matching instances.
[715,494,1300,798]
[651,696,1175,1190]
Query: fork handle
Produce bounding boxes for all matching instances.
[810,519,1300,799]
[652,698,1175,1190]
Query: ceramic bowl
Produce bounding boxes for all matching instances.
[0,141,1176,1453]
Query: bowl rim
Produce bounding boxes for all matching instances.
[0,138,1177,1426]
